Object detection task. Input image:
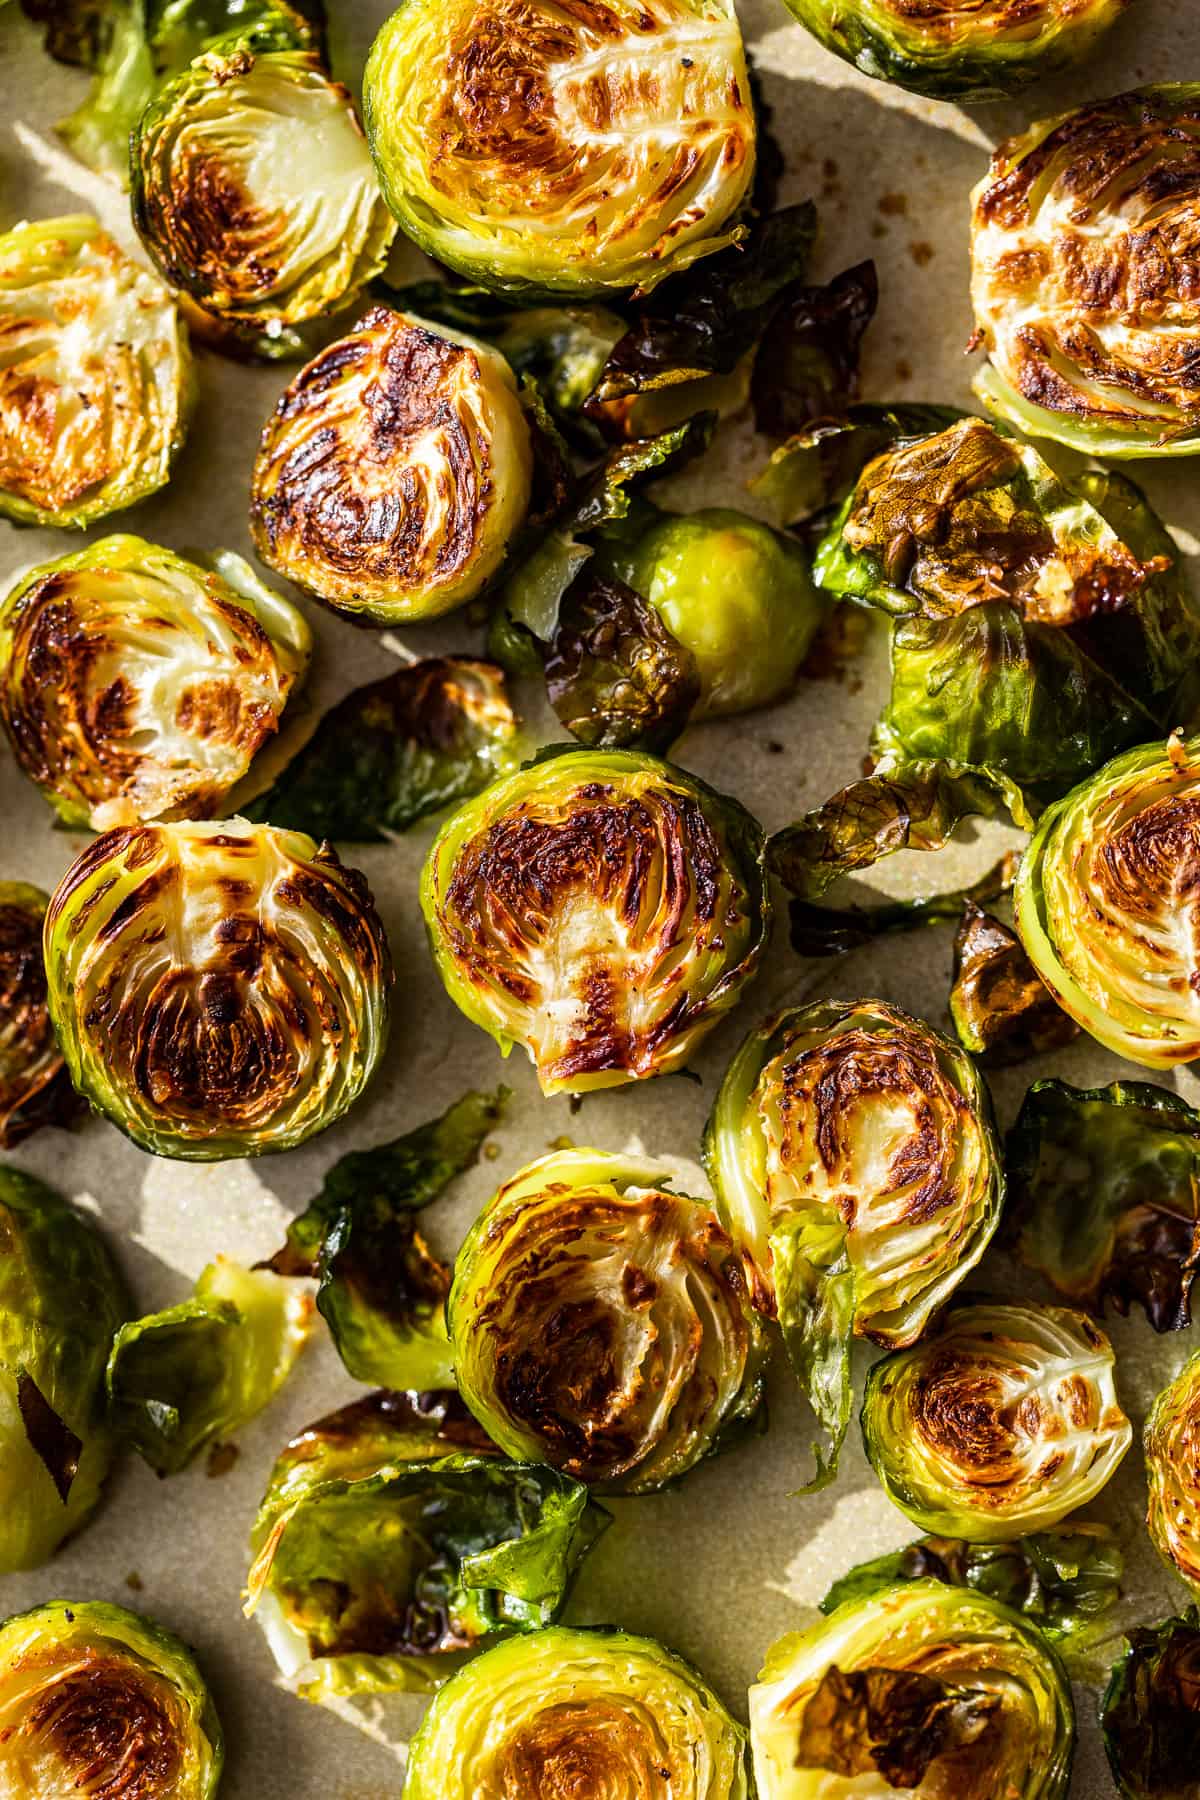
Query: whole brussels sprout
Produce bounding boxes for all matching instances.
[750,1580,1075,1799]
[0,883,81,1147]
[1146,1350,1200,1597]
[132,41,395,355]
[0,215,192,527]
[0,1599,222,1797]
[971,87,1200,458]
[251,307,533,623]
[448,1148,766,1493]
[0,1165,129,1570]
[705,999,1004,1487]
[403,1624,751,1799]
[0,537,311,831]
[1101,1607,1200,1800]
[421,746,768,1093]
[44,818,392,1160]
[862,1301,1132,1541]
[1015,735,1200,1068]
[362,0,756,300]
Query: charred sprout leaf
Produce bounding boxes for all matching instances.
[1007,1079,1200,1332]
[788,850,1017,958]
[750,261,878,441]
[421,746,768,1094]
[544,570,700,752]
[16,1373,82,1506]
[106,1258,313,1476]
[0,884,81,1149]
[19,0,113,65]
[245,1390,608,1700]
[0,1600,222,1797]
[404,1626,751,1799]
[45,820,392,1161]
[863,1301,1132,1540]
[1101,1608,1200,1800]
[705,1000,1003,1491]
[951,902,1079,1066]
[750,401,967,529]
[243,659,518,841]
[795,1663,998,1787]
[1146,1352,1200,1597]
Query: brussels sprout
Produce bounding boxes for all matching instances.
[705,999,1003,1488]
[1101,1608,1200,1800]
[132,42,395,355]
[404,1624,751,1799]
[750,1581,1075,1799]
[45,818,391,1160]
[1015,735,1200,1069]
[0,1599,222,1797]
[862,1301,1132,1541]
[448,1148,765,1494]
[245,1388,608,1700]
[107,1257,313,1476]
[421,746,768,1093]
[0,215,192,528]
[250,307,533,623]
[1146,1351,1200,1597]
[0,537,311,831]
[362,0,756,300]
[0,1165,130,1570]
[780,0,1127,102]
[0,883,81,1147]
[951,903,1079,1066]
[1008,1079,1200,1333]
[971,87,1200,459]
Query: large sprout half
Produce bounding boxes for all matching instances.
[448,1148,766,1493]
[1146,1350,1200,1597]
[421,746,768,1092]
[971,87,1200,458]
[0,536,311,831]
[862,1301,1132,1541]
[0,1600,222,1799]
[750,1581,1075,1799]
[403,1624,751,1799]
[44,818,392,1160]
[0,883,80,1147]
[0,215,192,527]
[363,0,756,299]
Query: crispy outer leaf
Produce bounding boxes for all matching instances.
[19,0,112,63]
[751,261,878,440]
[16,1371,83,1504]
[788,851,1017,957]
[772,1211,856,1494]
[951,902,1079,1066]
[544,569,700,752]
[750,403,966,528]
[795,1664,999,1788]
[1101,1608,1200,1800]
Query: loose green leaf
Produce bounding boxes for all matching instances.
[951,902,1079,1066]
[544,570,700,752]
[750,402,965,528]
[1101,1608,1200,1800]
[750,261,878,441]
[788,851,1017,957]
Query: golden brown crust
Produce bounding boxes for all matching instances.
[19,1650,182,1800]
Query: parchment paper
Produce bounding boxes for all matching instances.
[0,5,1194,1792]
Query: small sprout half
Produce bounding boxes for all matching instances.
[44,819,392,1160]
[0,882,81,1147]
[0,215,192,527]
[1146,1351,1200,1597]
[862,1301,1132,1541]
[1101,1607,1200,1800]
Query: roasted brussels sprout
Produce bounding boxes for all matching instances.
[951,902,1079,1066]
[0,215,191,528]
[404,1625,751,1799]
[1101,1608,1200,1800]
[45,818,391,1160]
[362,0,756,299]
[705,999,1003,1487]
[862,1301,1132,1541]
[421,747,768,1093]
[250,307,533,623]
[779,0,1128,102]
[0,537,311,831]
[750,1581,1075,1799]
[0,1165,129,1570]
[0,1599,222,1798]
[1015,735,1200,1069]
[448,1148,765,1493]
[245,1388,607,1700]
[0,883,81,1147]
[1008,1078,1200,1332]
[132,42,395,355]
[1146,1351,1200,1597]
[971,87,1200,458]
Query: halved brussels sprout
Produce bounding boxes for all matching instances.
[0,883,81,1147]
[448,1148,765,1494]
[704,999,1003,1488]
[44,818,391,1160]
[1101,1608,1200,1800]
[951,902,1079,1066]
[245,1388,608,1700]
[0,215,191,528]
[362,0,756,299]
[750,1581,1075,1800]
[421,747,768,1093]
[251,306,533,623]
[971,87,1200,458]
[862,1301,1132,1541]
[132,42,395,354]
[1146,1350,1200,1597]
[0,1600,222,1798]
[1,537,311,831]
[404,1625,750,1799]
[1015,735,1200,1069]
[0,1165,129,1570]
[779,0,1128,102]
